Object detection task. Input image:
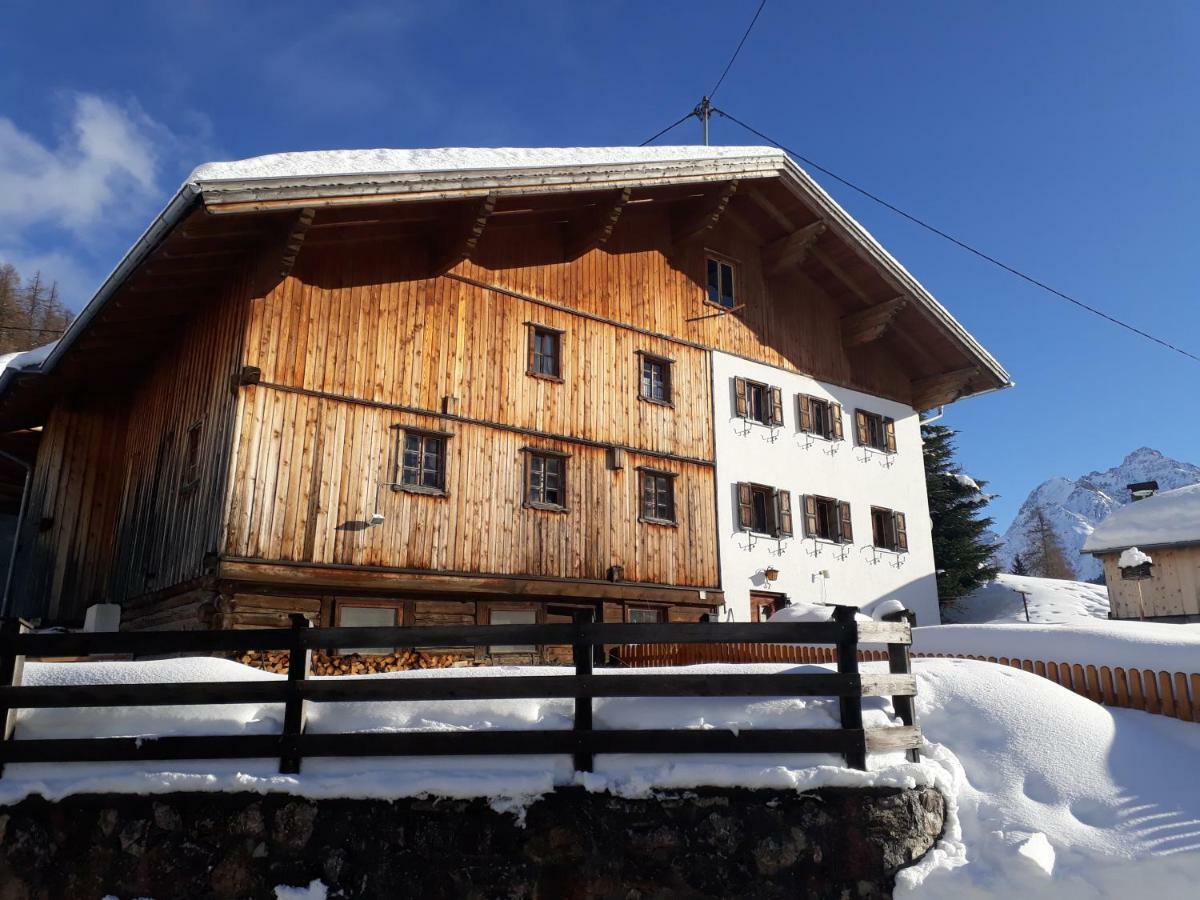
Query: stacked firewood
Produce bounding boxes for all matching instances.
[236,649,468,675]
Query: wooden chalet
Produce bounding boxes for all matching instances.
[0,147,1009,653]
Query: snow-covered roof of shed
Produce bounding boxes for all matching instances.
[1082,482,1200,554]
[189,146,786,183]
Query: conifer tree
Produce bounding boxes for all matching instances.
[922,424,1001,610]
[1023,508,1075,580]
[1011,554,1029,576]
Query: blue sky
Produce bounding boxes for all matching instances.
[2,1,1198,531]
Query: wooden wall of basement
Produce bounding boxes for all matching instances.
[10,268,250,621]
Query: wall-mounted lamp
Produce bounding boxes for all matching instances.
[369,512,385,527]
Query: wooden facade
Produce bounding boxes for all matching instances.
[1097,548,1200,621]
[0,152,1009,646]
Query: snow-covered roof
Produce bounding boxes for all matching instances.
[0,341,57,374]
[0,144,1011,408]
[190,146,785,183]
[1082,482,1200,554]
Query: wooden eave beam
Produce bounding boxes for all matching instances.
[762,220,826,275]
[431,191,498,276]
[563,187,631,259]
[248,206,316,297]
[671,180,739,247]
[840,296,908,348]
[745,183,797,232]
[911,366,981,411]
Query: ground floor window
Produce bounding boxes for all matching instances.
[337,604,398,655]
[488,607,537,653]
[627,606,666,624]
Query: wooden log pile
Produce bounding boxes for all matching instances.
[236,649,470,675]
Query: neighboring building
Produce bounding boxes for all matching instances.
[1082,483,1200,622]
[0,146,1009,646]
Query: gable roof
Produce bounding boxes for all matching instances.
[1082,482,1200,554]
[0,145,1012,427]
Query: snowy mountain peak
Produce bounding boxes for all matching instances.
[997,449,1200,581]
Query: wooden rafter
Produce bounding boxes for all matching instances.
[671,181,739,247]
[745,184,795,232]
[911,367,981,411]
[564,187,631,259]
[762,220,826,275]
[840,296,908,348]
[248,206,317,297]
[431,192,498,276]
[279,207,316,278]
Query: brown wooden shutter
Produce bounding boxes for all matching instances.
[893,511,908,552]
[884,417,897,453]
[797,395,812,433]
[837,501,854,544]
[830,403,844,441]
[526,325,536,373]
[769,386,784,426]
[736,482,753,530]
[855,410,869,445]
[802,495,818,537]
[734,377,748,418]
[775,490,793,537]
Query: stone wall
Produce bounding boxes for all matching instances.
[0,786,944,899]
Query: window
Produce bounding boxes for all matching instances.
[855,409,897,453]
[489,607,537,653]
[639,469,677,524]
[871,507,909,552]
[734,377,783,426]
[801,495,853,544]
[527,324,562,379]
[797,396,844,441]
[181,420,202,493]
[399,429,447,493]
[736,483,793,538]
[338,605,398,656]
[525,450,568,510]
[638,352,672,405]
[706,256,737,308]
[628,606,665,624]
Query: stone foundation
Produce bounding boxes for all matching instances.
[0,786,944,899]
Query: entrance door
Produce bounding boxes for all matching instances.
[750,591,788,623]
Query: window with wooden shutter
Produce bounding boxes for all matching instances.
[733,377,748,418]
[837,501,854,544]
[397,428,450,494]
[855,410,870,445]
[830,403,844,441]
[526,324,563,380]
[797,395,813,433]
[768,387,784,426]
[802,495,819,538]
[884,417,897,453]
[775,490,793,537]
[893,511,908,552]
[855,408,894,452]
[737,482,753,530]
[638,352,673,405]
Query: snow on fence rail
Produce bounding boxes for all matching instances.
[0,609,921,776]
[615,635,1200,723]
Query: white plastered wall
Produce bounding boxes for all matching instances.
[711,351,941,625]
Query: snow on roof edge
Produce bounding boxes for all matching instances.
[1082,482,1200,553]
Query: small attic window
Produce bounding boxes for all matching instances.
[706,256,736,308]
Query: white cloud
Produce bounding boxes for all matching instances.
[0,94,163,238]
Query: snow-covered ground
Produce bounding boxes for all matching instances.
[944,573,1109,625]
[5,657,1200,897]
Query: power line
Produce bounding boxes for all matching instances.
[712,106,1200,365]
[638,110,697,147]
[708,0,768,101]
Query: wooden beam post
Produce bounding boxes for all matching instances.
[572,608,595,773]
[833,605,866,770]
[762,220,826,275]
[840,296,908,348]
[911,366,981,411]
[564,187,631,259]
[0,619,28,778]
[671,181,739,248]
[431,192,498,276]
[278,613,311,775]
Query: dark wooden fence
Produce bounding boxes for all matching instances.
[0,607,920,777]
